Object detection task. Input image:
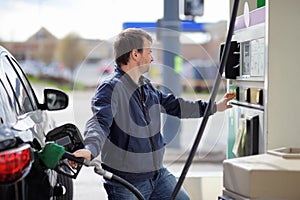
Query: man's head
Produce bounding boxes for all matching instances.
[114,28,153,68]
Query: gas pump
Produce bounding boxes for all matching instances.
[219,1,300,199]
[223,3,266,159]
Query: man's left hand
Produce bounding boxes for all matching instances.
[216,93,235,112]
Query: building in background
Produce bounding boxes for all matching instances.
[1,27,112,64]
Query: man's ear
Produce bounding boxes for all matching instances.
[131,49,139,60]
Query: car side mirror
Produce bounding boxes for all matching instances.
[41,88,68,111]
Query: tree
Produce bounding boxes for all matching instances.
[56,33,86,79]
[37,40,58,64]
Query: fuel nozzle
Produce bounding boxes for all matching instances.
[37,142,84,179]
[38,142,65,169]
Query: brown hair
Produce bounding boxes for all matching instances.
[114,28,152,66]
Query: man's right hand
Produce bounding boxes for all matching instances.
[69,149,92,168]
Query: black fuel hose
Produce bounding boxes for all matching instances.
[170,0,240,199]
[110,174,145,200]
[63,151,145,200]
[93,166,145,200]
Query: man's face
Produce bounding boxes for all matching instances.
[137,39,153,74]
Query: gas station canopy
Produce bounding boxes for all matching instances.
[123,20,208,32]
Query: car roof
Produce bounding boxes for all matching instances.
[0,45,13,57]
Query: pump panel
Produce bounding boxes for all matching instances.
[222,5,266,159]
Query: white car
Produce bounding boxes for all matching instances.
[0,45,73,200]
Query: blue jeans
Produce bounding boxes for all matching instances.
[103,168,190,200]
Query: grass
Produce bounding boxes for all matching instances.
[27,75,86,91]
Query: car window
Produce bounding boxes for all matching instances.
[0,79,17,126]
[0,53,34,115]
[0,54,21,114]
[10,57,38,110]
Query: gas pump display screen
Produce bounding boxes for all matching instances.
[242,42,250,76]
[242,39,265,77]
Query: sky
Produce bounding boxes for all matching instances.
[0,0,229,42]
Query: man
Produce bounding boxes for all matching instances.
[73,28,234,199]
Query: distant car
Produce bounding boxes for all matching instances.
[182,59,219,92]
[41,61,73,83]
[0,45,73,200]
[19,59,45,77]
[97,58,114,75]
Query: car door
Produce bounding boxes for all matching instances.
[0,51,54,147]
